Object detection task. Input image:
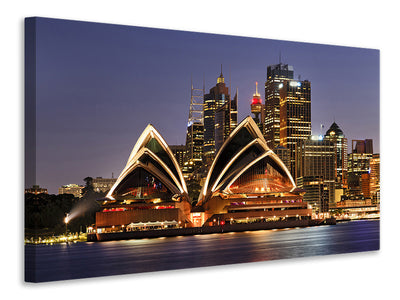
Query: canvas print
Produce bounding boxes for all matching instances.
[24,17,380,283]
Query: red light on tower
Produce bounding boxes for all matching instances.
[250,81,264,131]
[252,97,261,105]
[251,82,262,110]
[251,82,262,105]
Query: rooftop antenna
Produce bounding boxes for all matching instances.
[229,65,231,95]
[203,72,205,92]
[279,50,282,64]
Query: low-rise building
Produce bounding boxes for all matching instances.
[92,177,117,193]
[58,184,84,198]
[25,185,48,195]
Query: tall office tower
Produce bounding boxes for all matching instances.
[183,80,204,179]
[264,63,294,149]
[369,153,380,204]
[170,145,186,169]
[353,139,373,154]
[361,173,371,198]
[296,138,335,212]
[280,79,311,179]
[183,123,204,179]
[347,139,373,196]
[324,122,348,188]
[215,89,238,153]
[203,68,231,165]
[274,145,291,174]
[250,82,264,133]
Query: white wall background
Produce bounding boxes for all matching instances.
[1,0,399,299]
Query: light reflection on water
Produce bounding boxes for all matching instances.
[25,220,379,282]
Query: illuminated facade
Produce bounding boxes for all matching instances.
[58,184,84,198]
[324,122,348,188]
[369,153,380,204]
[296,138,336,212]
[296,176,329,213]
[280,79,311,179]
[264,63,294,149]
[203,69,231,166]
[361,173,371,198]
[92,177,117,193]
[198,116,311,224]
[274,145,291,174]
[170,145,186,169]
[183,80,205,179]
[347,139,373,196]
[215,89,238,153]
[183,122,204,178]
[95,124,192,232]
[25,185,48,195]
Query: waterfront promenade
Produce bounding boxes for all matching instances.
[89,218,336,242]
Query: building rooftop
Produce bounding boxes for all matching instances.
[325,122,344,137]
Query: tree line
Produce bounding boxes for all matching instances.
[25,177,103,236]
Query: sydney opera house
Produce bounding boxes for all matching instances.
[95,124,192,232]
[95,117,312,233]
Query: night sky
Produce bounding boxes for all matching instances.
[30,17,380,193]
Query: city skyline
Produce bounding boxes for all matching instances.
[29,18,380,193]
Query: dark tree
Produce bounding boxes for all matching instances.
[82,176,94,195]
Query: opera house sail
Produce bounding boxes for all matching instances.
[95,118,312,232]
[197,116,311,225]
[96,124,192,232]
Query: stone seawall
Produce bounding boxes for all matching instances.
[88,218,336,242]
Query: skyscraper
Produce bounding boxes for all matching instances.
[324,122,348,189]
[170,144,186,169]
[183,80,204,179]
[183,123,204,179]
[347,139,373,197]
[296,138,335,212]
[353,139,373,154]
[280,79,311,179]
[250,82,264,133]
[274,145,291,174]
[369,153,380,204]
[215,89,238,153]
[203,68,231,165]
[264,63,294,149]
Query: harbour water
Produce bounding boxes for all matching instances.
[25,219,379,282]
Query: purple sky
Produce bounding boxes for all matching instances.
[29,17,380,193]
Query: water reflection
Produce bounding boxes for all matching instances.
[25,220,379,282]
